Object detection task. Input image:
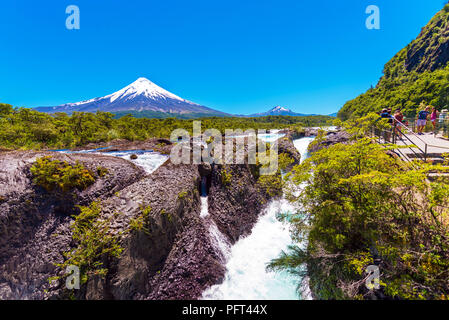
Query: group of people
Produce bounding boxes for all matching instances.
[379,105,439,136]
[416,106,439,135]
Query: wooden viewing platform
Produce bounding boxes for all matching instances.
[372,120,449,178]
[394,132,449,162]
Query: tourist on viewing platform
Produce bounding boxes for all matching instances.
[416,106,431,135]
[379,108,391,119]
[378,108,393,142]
[430,106,439,131]
[394,109,404,139]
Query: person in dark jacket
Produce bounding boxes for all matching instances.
[416,106,431,135]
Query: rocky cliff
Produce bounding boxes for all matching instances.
[0,136,300,300]
[0,151,146,299]
[338,4,449,120]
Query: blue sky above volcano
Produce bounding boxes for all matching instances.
[0,0,445,115]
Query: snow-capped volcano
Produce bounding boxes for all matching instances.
[36,77,227,116]
[269,106,292,113]
[107,77,186,104]
[249,106,314,117]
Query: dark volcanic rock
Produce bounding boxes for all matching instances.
[278,138,302,168]
[0,133,299,300]
[308,131,350,153]
[41,162,229,300]
[0,151,146,300]
[91,163,207,300]
[145,215,226,300]
[68,138,173,155]
[208,164,278,244]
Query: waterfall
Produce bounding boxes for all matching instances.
[202,136,315,300]
[200,175,230,262]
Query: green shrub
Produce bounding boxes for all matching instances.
[129,204,152,234]
[258,174,283,197]
[278,153,295,171]
[31,156,96,192]
[221,167,232,186]
[270,137,449,300]
[178,191,188,200]
[96,166,109,177]
[55,202,123,284]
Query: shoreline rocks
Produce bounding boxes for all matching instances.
[308,130,350,153]
[0,135,301,300]
[0,151,146,299]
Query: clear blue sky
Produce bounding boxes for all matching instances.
[0,0,446,115]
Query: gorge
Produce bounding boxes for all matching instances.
[0,130,313,300]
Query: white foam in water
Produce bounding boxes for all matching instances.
[106,150,169,174]
[202,137,315,300]
[231,131,286,143]
[293,137,315,162]
[200,197,209,218]
[208,220,231,262]
[54,149,169,175]
[202,199,301,300]
[199,193,231,261]
[258,133,286,143]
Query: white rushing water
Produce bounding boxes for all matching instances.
[104,150,169,174]
[53,148,169,175]
[199,177,231,262]
[202,136,315,300]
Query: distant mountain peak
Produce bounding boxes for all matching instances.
[270,106,292,112]
[249,106,314,117]
[35,77,227,117]
[106,77,187,104]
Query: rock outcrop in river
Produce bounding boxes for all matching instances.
[0,136,300,300]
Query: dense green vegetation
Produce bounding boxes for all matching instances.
[338,4,449,120]
[270,123,449,300]
[31,156,98,192]
[129,203,152,235]
[112,110,229,119]
[53,201,123,285]
[0,103,332,150]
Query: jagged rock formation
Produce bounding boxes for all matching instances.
[0,136,300,300]
[208,164,272,244]
[0,151,146,299]
[278,137,302,168]
[308,131,350,154]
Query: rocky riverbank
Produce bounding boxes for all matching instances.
[0,135,300,300]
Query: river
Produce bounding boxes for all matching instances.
[202,136,315,300]
[55,136,315,299]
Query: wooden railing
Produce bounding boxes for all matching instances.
[371,118,428,161]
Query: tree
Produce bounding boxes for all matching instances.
[270,137,449,299]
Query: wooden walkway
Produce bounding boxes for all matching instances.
[372,119,449,179]
[393,132,449,162]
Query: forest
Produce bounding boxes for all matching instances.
[0,103,333,150]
